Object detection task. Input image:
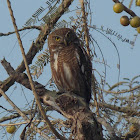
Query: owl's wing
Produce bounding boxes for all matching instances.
[75,45,92,103]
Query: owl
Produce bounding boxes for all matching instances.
[48,28,92,104]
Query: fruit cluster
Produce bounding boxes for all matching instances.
[113,1,140,33]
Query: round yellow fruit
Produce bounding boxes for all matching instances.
[136,0,140,6]
[120,16,130,26]
[6,125,16,134]
[137,27,140,33]
[130,16,140,28]
[113,3,124,13]
[129,124,139,132]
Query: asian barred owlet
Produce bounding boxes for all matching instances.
[48,28,92,104]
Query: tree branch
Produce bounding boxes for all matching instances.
[102,85,140,94]
[7,0,66,139]
[41,92,103,140]
[1,57,103,139]
[0,0,74,98]
[108,81,129,91]
[0,26,41,37]
[97,117,120,140]
[125,116,140,125]
[0,88,49,139]
[80,0,90,56]
[98,102,140,116]
[0,110,32,123]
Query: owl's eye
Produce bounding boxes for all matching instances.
[66,32,71,38]
[55,36,60,41]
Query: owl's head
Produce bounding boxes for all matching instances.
[48,28,79,50]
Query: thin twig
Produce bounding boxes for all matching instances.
[0,120,46,126]
[129,0,134,9]
[97,117,119,139]
[98,102,139,116]
[109,81,129,91]
[80,0,90,56]
[92,75,100,116]
[80,1,100,115]
[0,110,32,123]
[0,0,74,98]
[125,116,140,125]
[0,118,66,126]
[102,84,140,94]
[0,26,41,37]
[6,0,65,139]
[0,88,49,139]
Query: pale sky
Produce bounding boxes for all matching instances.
[0,0,140,139]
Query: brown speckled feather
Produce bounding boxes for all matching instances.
[48,28,92,103]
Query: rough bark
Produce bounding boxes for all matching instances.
[42,92,104,140]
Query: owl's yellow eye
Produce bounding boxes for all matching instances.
[55,36,60,41]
